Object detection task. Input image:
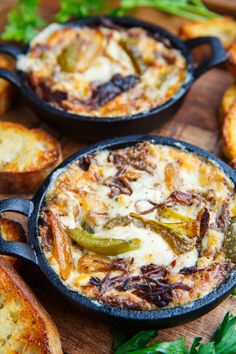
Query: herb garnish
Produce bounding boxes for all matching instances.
[55,0,106,23]
[2,0,47,43]
[1,0,220,43]
[113,312,236,353]
[120,0,219,21]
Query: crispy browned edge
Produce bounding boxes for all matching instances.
[222,102,236,163]
[0,121,62,193]
[220,83,236,123]
[0,257,63,354]
[179,17,236,48]
[0,217,26,267]
[179,17,236,67]
[227,40,236,78]
[0,55,15,116]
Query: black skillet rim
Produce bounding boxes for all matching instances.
[29,135,236,323]
[19,16,194,123]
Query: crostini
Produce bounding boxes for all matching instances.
[0,54,15,116]
[179,17,236,48]
[0,121,62,193]
[220,83,236,121]
[0,217,26,267]
[222,102,236,164]
[0,257,63,353]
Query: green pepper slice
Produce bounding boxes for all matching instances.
[130,213,195,255]
[67,228,141,256]
[58,41,82,72]
[225,217,236,264]
[120,37,146,75]
[103,216,132,230]
[158,207,193,222]
[157,208,199,237]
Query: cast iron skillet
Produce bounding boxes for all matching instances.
[0,135,235,328]
[0,16,227,142]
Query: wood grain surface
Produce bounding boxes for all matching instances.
[0,1,235,353]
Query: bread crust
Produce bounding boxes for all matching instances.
[0,257,63,353]
[220,83,236,122]
[0,217,26,266]
[222,102,236,162]
[0,55,14,116]
[0,121,62,193]
[179,17,236,49]
[227,40,236,78]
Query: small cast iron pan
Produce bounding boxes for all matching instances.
[0,135,235,328]
[0,16,227,142]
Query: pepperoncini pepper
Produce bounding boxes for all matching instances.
[130,212,196,255]
[158,207,194,222]
[103,216,132,230]
[66,228,141,256]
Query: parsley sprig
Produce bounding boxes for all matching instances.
[119,0,219,21]
[1,0,220,43]
[55,0,106,23]
[113,312,236,354]
[1,0,47,43]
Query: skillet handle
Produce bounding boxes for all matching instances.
[185,36,227,79]
[0,199,38,264]
[0,43,22,88]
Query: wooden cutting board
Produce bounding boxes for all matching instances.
[0,1,236,353]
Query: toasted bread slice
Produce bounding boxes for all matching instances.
[0,217,26,266]
[0,121,62,193]
[227,41,236,78]
[220,83,236,122]
[222,102,236,163]
[231,159,236,169]
[0,54,14,116]
[0,257,63,353]
[179,17,236,48]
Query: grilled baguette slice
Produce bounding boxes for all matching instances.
[0,257,63,353]
[0,121,62,193]
[179,17,236,48]
[220,83,236,121]
[222,102,236,166]
[0,55,14,116]
[0,217,26,266]
[227,41,236,78]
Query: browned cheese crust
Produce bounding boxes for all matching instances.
[17,23,187,118]
[39,142,235,310]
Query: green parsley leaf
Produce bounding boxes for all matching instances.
[113,312,236,354]
[196,342,216,354]
[115,330,158,354]
[120,0,220,21]
[2,0,47,43]
[213,312,236,354]
[127,338,189,353]
[113,328,127,351]
[56,0,106,23]
[189,337,202,354]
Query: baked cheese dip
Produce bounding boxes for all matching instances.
[38,142,235,310]
[17,22,187,118]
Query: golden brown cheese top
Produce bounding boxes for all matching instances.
[17,23,187,117]
[39,142,235,310]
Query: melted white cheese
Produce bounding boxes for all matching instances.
[41,143,235,294]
